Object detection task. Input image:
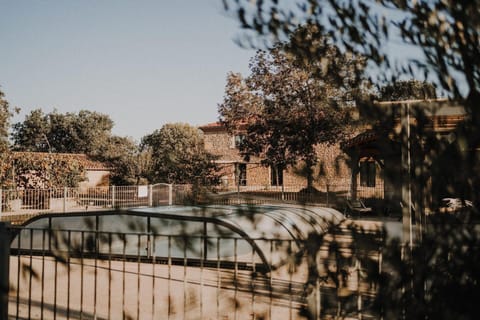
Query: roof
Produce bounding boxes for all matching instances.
[341,130,379,149]
[345,100,468,149]
[11,152,113,171]
[198,121,249,133]
[198,122,226,132]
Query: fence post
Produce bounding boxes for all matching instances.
[0,222,11,320]
[168,184,173,206]
[326,184,330,206]
[63,187,67,213]
[112,185,116,208]
[148,185,153,207]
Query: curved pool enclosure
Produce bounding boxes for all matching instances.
[12,204,345,270]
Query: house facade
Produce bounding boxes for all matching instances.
[199,122,352,191]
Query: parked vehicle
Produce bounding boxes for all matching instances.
[438,198,474,213]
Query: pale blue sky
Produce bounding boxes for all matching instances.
[0,0,255,141]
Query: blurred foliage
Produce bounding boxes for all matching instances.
[141,123,220,185]
[223,0,480,318]
[374,213,480,319]
[378,80,437,102]
[295,212,480,319]
[222,0,480,100]
[222,0,480,189]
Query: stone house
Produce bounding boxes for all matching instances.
[200,99,477,215]
[199,122,352,191]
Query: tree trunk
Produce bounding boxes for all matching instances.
[305,159,314,190]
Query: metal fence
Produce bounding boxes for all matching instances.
[1,182,390,224]
[202,183,387,212]
[2,224,381,320]
[0,184,173,215]
[214,182,385,201]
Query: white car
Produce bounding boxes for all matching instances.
[439,198,474,213]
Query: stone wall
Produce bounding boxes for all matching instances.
[203,131,244,162]
[201,125,352,189]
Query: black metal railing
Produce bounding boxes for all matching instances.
[3,224,381,320]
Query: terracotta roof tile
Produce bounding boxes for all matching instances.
[198,122,226,132]
[341,130,379,149]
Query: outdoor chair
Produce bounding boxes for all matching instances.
[344,199,373,217]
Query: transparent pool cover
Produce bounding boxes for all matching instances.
[13,204,345,268]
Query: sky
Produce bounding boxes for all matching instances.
[0,0,256,141]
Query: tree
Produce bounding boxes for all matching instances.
[96,135,146,185]
[0,88,12,153]
[141,123,220,185]
[11,109,50,152]
[219,38,362,188]
[11,109,149,185]
[0,88,15,187]
[12,109,113,155]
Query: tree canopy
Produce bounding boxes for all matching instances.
[12,109,113,154]
[219,37,363,187]
[0,87,15,154]
[0,88,14,187]
[141,123,219,185]
[11,109,148,186]
[96,135,145,185]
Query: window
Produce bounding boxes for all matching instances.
[360,160,376,187]
[231,135,245,149]
[270,165,284,186]
[235,163,247,186]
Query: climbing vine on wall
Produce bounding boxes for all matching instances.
[0,152,86,189]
